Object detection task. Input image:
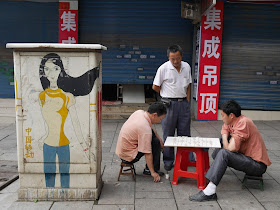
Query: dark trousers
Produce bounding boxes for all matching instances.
[205,148,267,186]
[161,100,194,166]
[122,130,161,171]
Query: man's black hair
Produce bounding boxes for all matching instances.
[220,100,241,117]
[167,44,183,57]
[147,102,167,117]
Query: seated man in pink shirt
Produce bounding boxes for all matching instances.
[116,102,167,182]
[189,100,271,202]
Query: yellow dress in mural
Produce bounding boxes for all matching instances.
[39,88,75,146]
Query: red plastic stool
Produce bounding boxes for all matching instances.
[171,147,210,189]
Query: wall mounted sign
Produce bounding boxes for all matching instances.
[59,1,78,44]
[197,1,224,120]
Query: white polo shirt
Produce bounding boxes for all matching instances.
[153,61,192,98]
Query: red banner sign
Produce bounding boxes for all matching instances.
[59,2,78,44]
[197,1,224,120]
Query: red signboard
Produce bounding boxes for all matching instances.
[197,1,224,120]
[59,2,78,44]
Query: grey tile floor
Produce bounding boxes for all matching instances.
[1,119,280,210]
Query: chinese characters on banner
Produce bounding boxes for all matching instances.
[59,1,78,44]
[197,1,224,120]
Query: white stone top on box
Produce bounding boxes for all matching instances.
[6,43,107,51]
[164,136,221,148]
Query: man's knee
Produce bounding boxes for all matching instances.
[212,148,230,160]
[211,148,220,159]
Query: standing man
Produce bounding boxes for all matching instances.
[152,44,194,171]
[189,100,271,202]
[116,102,167,182]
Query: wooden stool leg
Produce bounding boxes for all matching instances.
[118,165,124,181]
[130,165,135,180]
[118,162,136,181]
[132,164,136,176]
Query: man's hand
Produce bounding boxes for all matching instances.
[222,134,237,152]
[151,172,161,182]
[144,153,160,182]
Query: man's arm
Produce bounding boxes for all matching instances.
[152,84,161,93]
[145,153,160,182]
[222,134,238,152]
[187,85,191,102]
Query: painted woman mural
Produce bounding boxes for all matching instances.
[38,53,99,188]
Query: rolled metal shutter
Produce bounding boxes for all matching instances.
[219,2,280,110]
[79,0,194,84]
[0,1,58,98]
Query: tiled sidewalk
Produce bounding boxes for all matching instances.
[1,119,280,210]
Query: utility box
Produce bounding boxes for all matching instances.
[6,43,107,201]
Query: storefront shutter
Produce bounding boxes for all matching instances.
[79,0,194,84]
[219,2,280,110]
[0,1,58,98]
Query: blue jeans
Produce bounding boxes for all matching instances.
[43,144,70,188]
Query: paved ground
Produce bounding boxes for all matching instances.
[1,119,280,210]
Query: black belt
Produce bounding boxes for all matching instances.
[163,97,186,102]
